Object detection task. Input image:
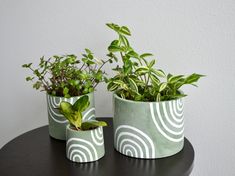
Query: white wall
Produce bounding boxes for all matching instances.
[0,0,235,175]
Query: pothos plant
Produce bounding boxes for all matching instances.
[22,49,113,98]
[106,23,204,101]
[60,95,107,130]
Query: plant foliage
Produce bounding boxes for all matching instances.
[105,23,204,101]
[59,95,107,130]
[22,49,113,97]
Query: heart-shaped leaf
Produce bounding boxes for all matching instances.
[72,95,90,112]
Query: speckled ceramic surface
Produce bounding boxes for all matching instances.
[46,92,95,140]
[113,93,184,159]
[66,125,105,163]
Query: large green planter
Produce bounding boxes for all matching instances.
[66,125,105,163]
[46,92,95,140]
[113,93,184,159]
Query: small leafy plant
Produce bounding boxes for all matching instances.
[22,49,113,97]
[60,95,107,130]
[105,23,204,102]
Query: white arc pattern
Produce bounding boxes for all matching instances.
[71,150,87,162]
[122,144,138,157]
[47,95,95,124]
[157,103,184,135]
[91,127,104,146]
[169,101,183,123]
[67,138,98,162]
[119,139,144,158]
[115,125,155,158]
[83,108,95,121]
[47,95,68,123]
[150,101,184,143]
[73,154,83,162]
[162,102,184,128]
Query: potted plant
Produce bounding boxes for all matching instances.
[59,95,107,163]
[22,49,111,140]
[105,23,204,159]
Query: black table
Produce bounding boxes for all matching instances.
[0,118,194,176]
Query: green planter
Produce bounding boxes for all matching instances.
[66,125,105,163]
[113,93,184,159]
[46,92,95,140]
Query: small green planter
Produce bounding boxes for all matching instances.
[46,92,95,140]
[113,93,184,159]
[66,125,105,163]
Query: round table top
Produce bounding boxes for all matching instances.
[0,118,194,176]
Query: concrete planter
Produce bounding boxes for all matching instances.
[46,92,95,140]
[113,93,184,159]
[66,125,105,163]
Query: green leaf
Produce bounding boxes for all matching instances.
[135,66,149,75]
[85,48,92,54]
[168,75,185,83]
[22,63,32,68]
[167,73,173,81]
[33,81,41,90]
[185,73,205,84]
[150,74,160,84]
[60,101,73,116]
[82,58,95,65]
[81,121,107,130]
[108,45,123,52]
[127,51,139,58]
[140,53,153,58]
[110,40,120,46]
[72,95,90,112]
[123,61,132,75]
[113,80,128,90]
[26,76,34,81]
[119,35,129,46]
[151,69,166,77]
[87,54,94,60]
[63,87,69,95]
[106,23,120,32]
[159,82,167,92]
[73,111,82,129]
[107,82,119,91]
[148,60,155,68]
[128,77,138,93]
[120,26,131,36]
[113,80,125,85]
[33,69,41,77]
[156,93,161,102]
[60,101,81,128]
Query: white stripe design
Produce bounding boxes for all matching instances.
[119,139,144,158]
[67,138,98,162]
[169,101,183,123]
[115,125,155,158]
[73,154,83,162]
[150,102,184,142]
[159,103,184,132]
[47,95,95,124]
[47,96,68,123]
[91,127,104,146]
[173,100,183,116]
[125,149,134,157]
[162,102,184,128]
[122,144,138,157]
[177,99,184,111]
[83,108,95,121]
[71,150,87,162]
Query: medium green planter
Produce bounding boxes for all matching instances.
[46,92,95,140]
[66,125,105,163]
[113,93,184,159]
